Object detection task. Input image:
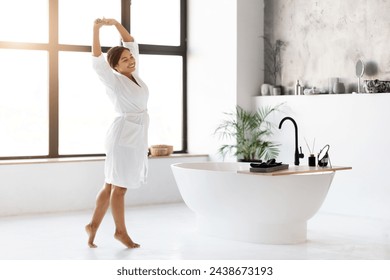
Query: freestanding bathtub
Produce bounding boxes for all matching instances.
[171,162,336,244]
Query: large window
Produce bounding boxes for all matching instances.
[0,0,187,159]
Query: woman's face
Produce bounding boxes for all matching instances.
[114,49,136,76]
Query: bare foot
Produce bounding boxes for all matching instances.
[85,224,98,248]
[114,232,140,249]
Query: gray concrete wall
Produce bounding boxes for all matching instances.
[264,0,390,94]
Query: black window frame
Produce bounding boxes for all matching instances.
[0,0,187,160]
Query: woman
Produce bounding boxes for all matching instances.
[85,18,149,249]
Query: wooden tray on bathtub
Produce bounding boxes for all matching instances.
[238,166,352,176]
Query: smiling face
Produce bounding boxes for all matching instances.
[107,47,136,78]
[114,49,136,77]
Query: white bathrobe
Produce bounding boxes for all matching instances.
[92,41,149,189]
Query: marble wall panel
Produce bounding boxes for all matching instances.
[264,0,390,94]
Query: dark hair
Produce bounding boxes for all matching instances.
[107,46,130,71]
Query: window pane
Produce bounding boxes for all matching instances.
[131,0,180,46]
[59,0,121,46]
[58,52,116,155]
[0,50,48,157]
[140,55,183,150]
[0,0,48,43]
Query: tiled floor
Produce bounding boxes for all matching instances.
[0,203,389,260]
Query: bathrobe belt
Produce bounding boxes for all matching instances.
[116,110,148,124]
[117,110,148,118]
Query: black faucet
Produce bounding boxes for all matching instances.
[278,117,304,166]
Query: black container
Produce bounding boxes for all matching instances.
[308,154,316,167]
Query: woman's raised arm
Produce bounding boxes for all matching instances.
[92,18,134,57]
[92,18,104,57]
[110,19,134,43]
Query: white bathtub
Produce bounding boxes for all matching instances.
[171,162,335,244]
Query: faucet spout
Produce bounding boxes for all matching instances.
[279,117,304,166]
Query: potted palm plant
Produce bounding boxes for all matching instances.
[215,105,281,162]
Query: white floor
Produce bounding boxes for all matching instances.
[0,203,390,260]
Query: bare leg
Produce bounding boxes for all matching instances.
[110,185,140,248]
[85,183,112,248]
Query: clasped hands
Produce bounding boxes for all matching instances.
[94,17,118,28]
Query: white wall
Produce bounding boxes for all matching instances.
[0,155,208,217]
[255,94,390,221]
[187,0,237,161]
[188,0,264,160]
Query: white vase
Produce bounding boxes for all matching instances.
[261,84,271,95]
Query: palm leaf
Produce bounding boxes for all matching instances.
[215,104,283,161]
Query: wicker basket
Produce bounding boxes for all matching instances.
[150,145,173,156]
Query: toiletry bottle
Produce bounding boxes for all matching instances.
[295,80,301,95]
[298,85,304,95]
[308,154,316,166]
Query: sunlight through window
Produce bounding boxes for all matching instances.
[141,55,183,150]
[58,52,116,154]
[0,0,48,43]
[0,50,49,157]
[59,0,121,46]
[0,0,186,158]
[131,0,181,46]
